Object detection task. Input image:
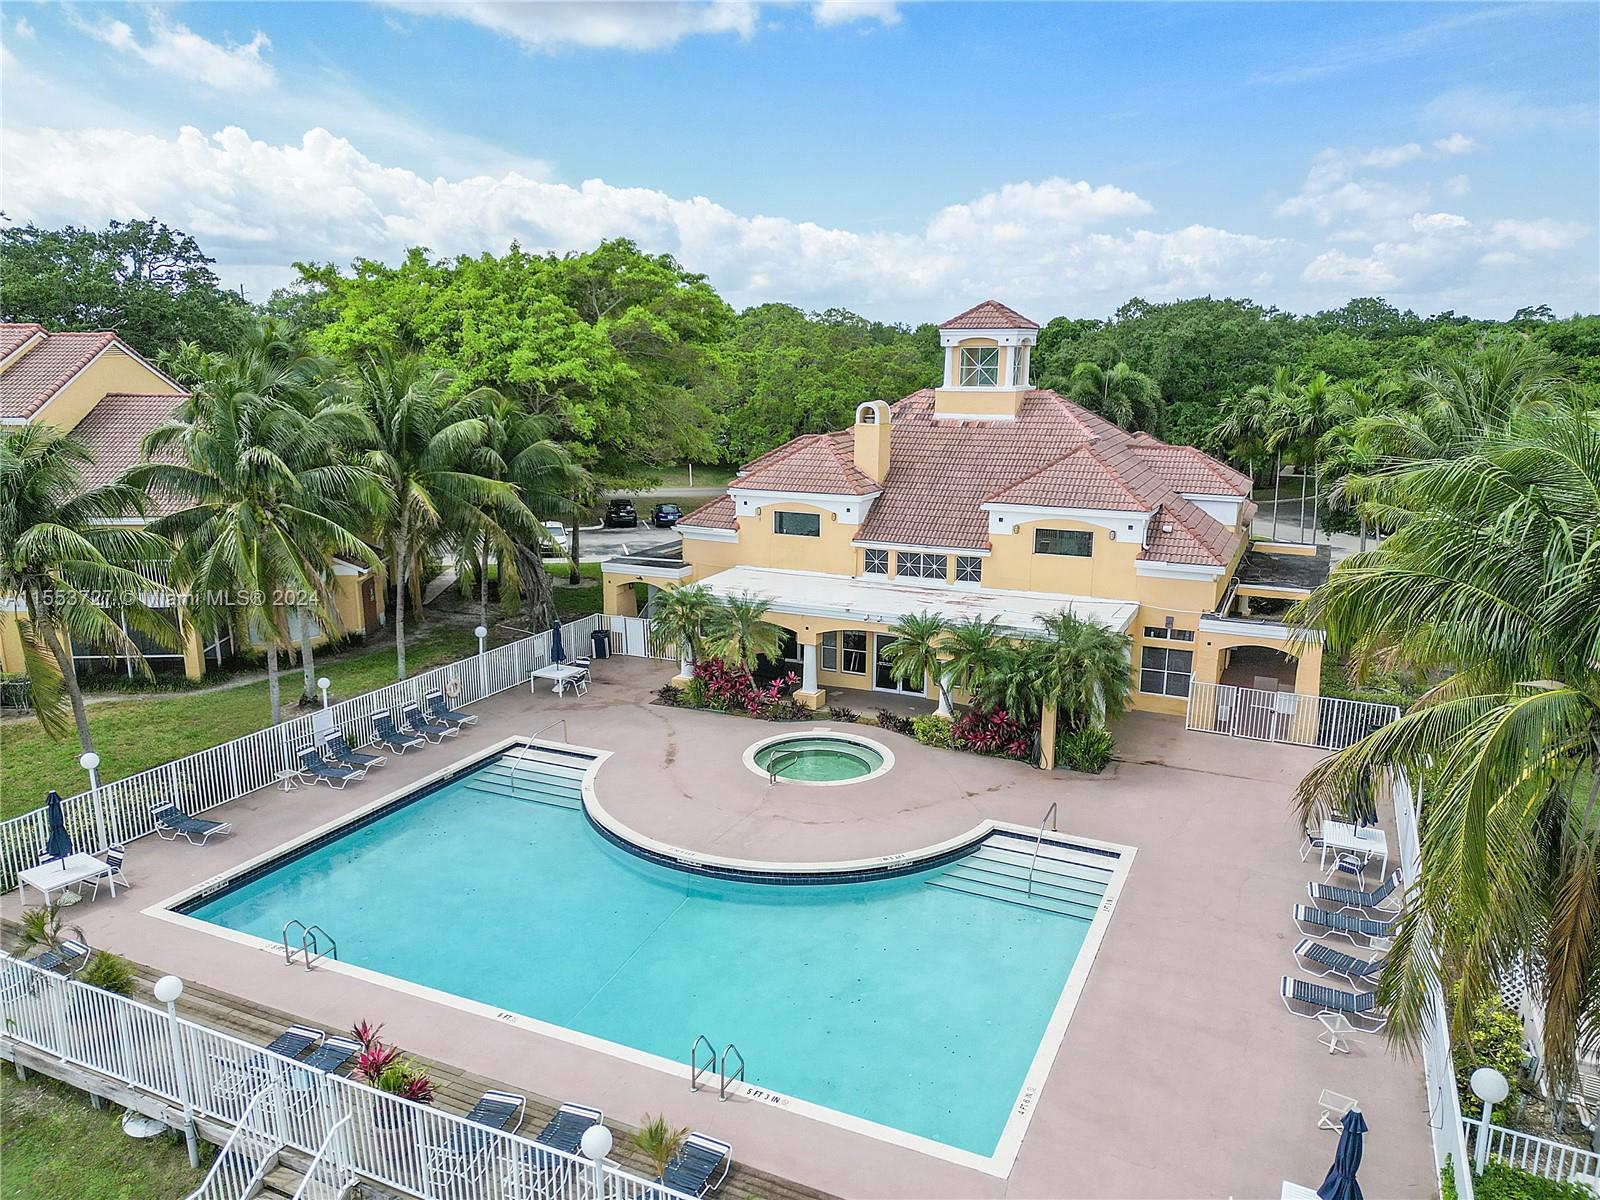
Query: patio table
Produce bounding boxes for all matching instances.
[18,853,115,905]
[1320,820,1388,876]
[530,664,587,697]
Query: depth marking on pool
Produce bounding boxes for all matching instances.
[1014,1086,1038,1117]
[738,1083,793,1108]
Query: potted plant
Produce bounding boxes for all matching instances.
[634,1112,688,1181]
[351,1019,435,1147]
[12,902,83,959]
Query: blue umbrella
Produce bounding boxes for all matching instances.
[1349,774,1378,828]
[43,790,75,868]
[549,618,566,665]
[1318,1106,1368,1200]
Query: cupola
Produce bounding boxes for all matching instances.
[933,299,1039,420]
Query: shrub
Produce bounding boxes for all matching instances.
[762,699,813,722]
[683,677,709,709]
[875,709,915,736]
[655,684,685,707]
[693,658,799,717]
[1058,726,1115,774]
[1453,997,1524,1118]
[911,714,954,748]
[1442,1158,1595,1200]
[79,950,136,995]
[825,705,859,723]
[951,707,1034,761]
[635,1113,689,1180]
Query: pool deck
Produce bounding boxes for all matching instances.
[3,655,1439,1199]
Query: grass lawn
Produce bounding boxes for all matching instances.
[627,463,737,489]
[1,1070,208,1199]
[552,561,602,621]
[0,623,478,817]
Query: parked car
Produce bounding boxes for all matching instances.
[540,520,569,557]
[603,499,637,528]
[651,503,683,528]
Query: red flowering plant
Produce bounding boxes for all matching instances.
[692,658,800,717]
[951,707,1035,761]
[351,1018,435,1106]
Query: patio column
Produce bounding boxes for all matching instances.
[1038,704,1057,771]
[794,637,824,710]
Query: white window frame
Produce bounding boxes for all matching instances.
[773,510,821,537]
[1010,344,1027,387]
[863,548,889,576]
[821,632,838,672]
[840,630,868,674]
[958,346,1000,387]
[1142,625,1195,643]
[1034,528,1093,557]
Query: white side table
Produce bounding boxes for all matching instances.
[1318,1012,1356,1054]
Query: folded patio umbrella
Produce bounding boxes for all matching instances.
[1317,1106,1368,1200]
[1347,774,1378,827]
[44,790,75,870]
[550,618,566,665]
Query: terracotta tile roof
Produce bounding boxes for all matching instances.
[0,328,121,419]
[939,300,1040,330]
[730,433,878,496]
[71,392,187,515]
[1141,497,1238,567]
[1,323,45,360]
[985,444,1159,511]
[1126,435,1253,495]
[677,494,736,530]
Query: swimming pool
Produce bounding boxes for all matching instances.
[176,744,1126,1166]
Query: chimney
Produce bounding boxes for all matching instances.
[853,401,890,484]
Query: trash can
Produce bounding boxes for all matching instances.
[590,628,611,660]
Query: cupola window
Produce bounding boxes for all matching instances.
[958,346,999,387]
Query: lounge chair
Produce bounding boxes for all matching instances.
[150,803,233,845]
[1294,904,1394,947]
[25,938,92,976]
[1281,976,1386,1031]
[424,1090,527,1188]
[373,710,426,754]
[533,1102,602,1153]
[1295,938,1385,988]
[505,1104,603,1200]
[322,733,387,771]
[402,701,457,743]
[81,847,128,900]
[297,1034,362,1075]
[211,1025,324,1102]
[662,1132,733,1197]
[296,745,367,790]
[1309,871,1401,914]
[424,689,477,728]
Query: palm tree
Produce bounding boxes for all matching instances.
[881,612,952,714]
[350,351,524,679]
[704,592,784,678]
[0,425,177,751]
[645,583,719,677]
[1066,361,1163,432]
[1030,610,1133,731]
[1288,408,1600,1085]
[135,383,384,724]
[942,616,1005,704]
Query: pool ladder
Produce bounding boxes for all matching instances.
[281,920,338,971]
[766,750,800,785]
[1025,802,1059,898]
[689,1035,745,1101]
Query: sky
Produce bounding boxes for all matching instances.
[1,1,1596,323]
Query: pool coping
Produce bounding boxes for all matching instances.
[739,726,896,788]
[146,734,1137,1178]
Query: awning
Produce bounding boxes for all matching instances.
[696,565,1138,636]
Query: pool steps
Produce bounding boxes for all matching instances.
[926,840,1112,920]
[461,750,590,811]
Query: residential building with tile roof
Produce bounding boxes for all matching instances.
[605,301,1324,729]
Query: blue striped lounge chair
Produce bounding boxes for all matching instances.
[323,733,387,771]
[149,802,233,845]
[212,1025,324,1101]
[1295,938,1385,989]
[1281,976,1386,1031]
[662,1132,733,1197]
[1309,871,1401,914]
[507,1104,604,1200]
[373,710,426,754]
[425,1090,527,1187]
[26,938,92,977]
[402,701,458,743]
[1294,904,1395,947]
[297,1034,363,1075]
[424,688,477,728]
[296,745,366,790]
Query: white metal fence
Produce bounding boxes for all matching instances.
[1464,1120,1600,1186]
[1394,772,1477,1200]
[0,615,604,890]
[0,954,696,1200]
[1185,681,1399,750]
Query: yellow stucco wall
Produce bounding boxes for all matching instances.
[0,611,25,674]
[725,504,859,575]
[679,534,742,582]
[30,347,182,433]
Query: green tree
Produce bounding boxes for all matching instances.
[0,220,250,356]
[1290,408,1600,1085]
[703,592,784,678]
[941,616,1005,703]
[1065,360,1163,432]
[881,612,952,714]
[645,583,719,675]
[1030,610,1133,731]
[0,426,177,751]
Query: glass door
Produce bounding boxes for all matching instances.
[873,634,922,693]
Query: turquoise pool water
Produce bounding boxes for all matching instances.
[184,752,1109,1156]
[752,734,884,782]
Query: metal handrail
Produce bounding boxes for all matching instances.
[719,1043,745,1102]
[281,920,308,966]
[689,1035,716,1092]
[1025,803,1059,898]
[292,1114,354,1200]
[530,719,569,745]
[766,750,799,785]
[301,924,337,971]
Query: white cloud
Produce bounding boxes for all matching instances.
[1488,218,1588,252]
[1425,87,1597,133]
[1357,142,1423,169]
[1276,148,1428,226]
[12,14,35,39]
[378,1,758,51]
[1442,174,1471,198]
[67,9,275,92]
[1432,132,1479,156]
[811,1,901,28]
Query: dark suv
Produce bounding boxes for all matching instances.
[651,503,683,528]
[603,498,638,528]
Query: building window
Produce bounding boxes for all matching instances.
[1139,646,1193,697]
[819,631,868,674]
[773,510,820,537]
[863,548,889,575]
[958,346,999,387]
[1010,345,1027,387]
[1034,528,1093,557]
[896,551,946,580]
[954,556,982,584]
[821,632,837,672]
[1142,625,1195,643]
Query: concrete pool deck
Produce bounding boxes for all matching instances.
[2,655,1439,1199]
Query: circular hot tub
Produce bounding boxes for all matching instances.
[744,730,894,786]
